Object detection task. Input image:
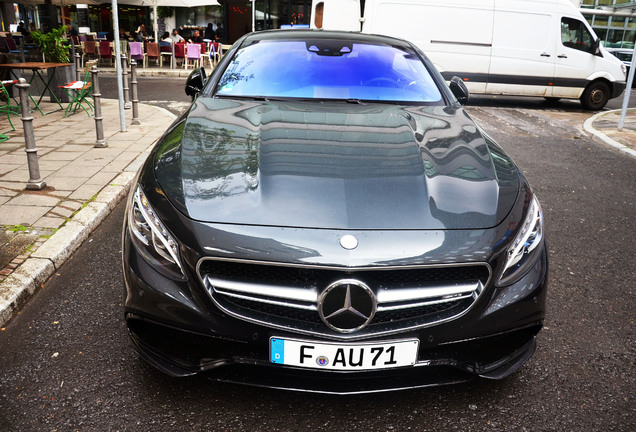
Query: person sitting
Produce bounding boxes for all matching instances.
[17,21,29,36]
[189,29,203,43]
[170,28,184,43]
[204,23,216,41]
[161,31,171,43]
[135,24,147,42]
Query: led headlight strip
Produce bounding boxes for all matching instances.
[129,186,184,273]
[499,195,544,285]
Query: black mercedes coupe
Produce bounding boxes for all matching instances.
[122,30,548,393]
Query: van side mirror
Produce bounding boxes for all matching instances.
[593,38,601,56]
[185,67,207,99]
[449,76,469,105]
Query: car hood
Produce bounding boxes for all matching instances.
[154,98,519,230]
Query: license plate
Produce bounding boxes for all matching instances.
[269,337,419,371]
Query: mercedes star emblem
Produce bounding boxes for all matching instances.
[339,235,358,250]
[318,279,376,333]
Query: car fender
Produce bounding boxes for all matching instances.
[586,70,619,84]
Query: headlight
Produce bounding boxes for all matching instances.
[128,186,185,277]
[497,195,544,286]
[621,63,627,78]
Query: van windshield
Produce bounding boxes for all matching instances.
[214,39,444,104]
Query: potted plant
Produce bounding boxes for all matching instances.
[31,25,74,103]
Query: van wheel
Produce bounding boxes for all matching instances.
[580,81,610,110]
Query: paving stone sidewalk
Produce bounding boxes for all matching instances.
[0,98,176,326]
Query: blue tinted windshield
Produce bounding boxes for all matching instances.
[215,39,443,103]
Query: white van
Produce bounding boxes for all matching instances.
[310,0,627,109]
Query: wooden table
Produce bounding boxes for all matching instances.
[0,62,72,115]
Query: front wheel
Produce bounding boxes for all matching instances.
[580,81,610,110]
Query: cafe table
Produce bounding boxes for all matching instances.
[0,62,72,115]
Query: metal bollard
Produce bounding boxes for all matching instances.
[16,78,46,190]
[130,59,140,125]
[75,53,82,82]
[121,54,131,109]
[91,66,107,148]
[74,53,82,81]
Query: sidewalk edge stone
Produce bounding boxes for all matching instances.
[583,109,636,160]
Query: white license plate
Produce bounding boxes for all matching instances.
[269,337,419,371]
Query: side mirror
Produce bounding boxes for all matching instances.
[593,38,601,56]
[185,67,207,99]
[449,76,469,105]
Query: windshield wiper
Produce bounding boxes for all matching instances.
[346,99,366,105]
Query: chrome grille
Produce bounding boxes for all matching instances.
[198,258,490,340]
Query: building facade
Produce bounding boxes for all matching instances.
[580,0,636,48]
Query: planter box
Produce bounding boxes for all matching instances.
[47,64,74,103]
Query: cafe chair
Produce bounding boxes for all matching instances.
[98,40,114,66]
[197,42,209,67]
[59,59,97,117]
[184,43,200,70]
[82,41,99,67]
[129,42,146,68]
[119,40,129,59]
[146,42,160,67]
[159,41,172,68]
[0,79,19,142]
[209,42,223,66]
[174,43,186,68]
[3,38,21,55]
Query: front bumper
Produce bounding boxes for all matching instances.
[122,226,548,393]
[612,81,627,99]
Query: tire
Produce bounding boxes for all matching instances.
[580,81,610,110]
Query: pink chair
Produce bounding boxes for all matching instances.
[129,42,146,67]
[185,43,200,69]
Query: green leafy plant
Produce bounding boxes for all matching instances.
[31,25,70,63]
[157,6,174,19]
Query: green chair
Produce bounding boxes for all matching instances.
[0,79,20,142]
[59,59,97,117]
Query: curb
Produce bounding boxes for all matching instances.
[582,109,636,160]
[0,106,177,328]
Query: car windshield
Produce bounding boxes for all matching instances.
[214,38,444,103]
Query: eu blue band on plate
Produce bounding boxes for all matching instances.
[271,338,284,364]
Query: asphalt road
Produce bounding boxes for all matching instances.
[0,88,635,431]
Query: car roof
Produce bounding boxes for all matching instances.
[242,29,413,49]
